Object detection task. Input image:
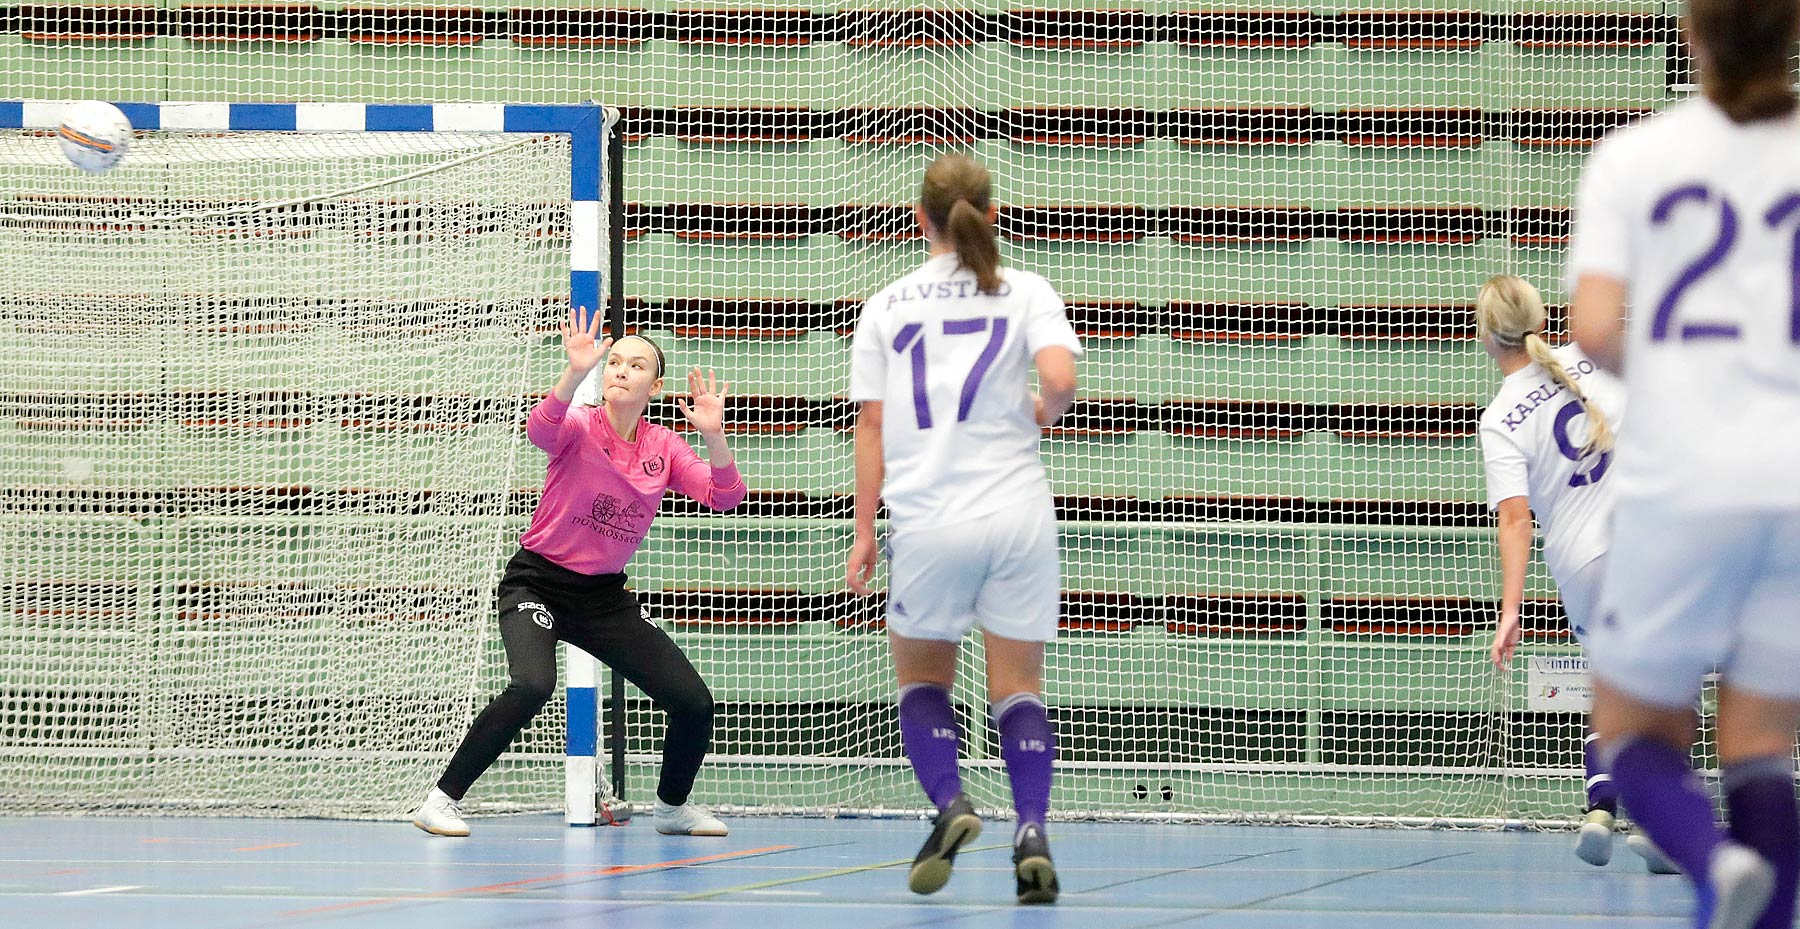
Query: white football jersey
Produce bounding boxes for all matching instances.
[1568,97,1800,511]
[1479,344,1627,587]
[849,254,1083,527]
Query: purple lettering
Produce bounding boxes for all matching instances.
[1552,399,1610,487]
[893,322,930,429]
[1766,193,1800,343]
[889,316,1010,429]
[1648,184,1741,342]
[953,317,1008,421]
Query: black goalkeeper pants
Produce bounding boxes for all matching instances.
[437,547,715,806]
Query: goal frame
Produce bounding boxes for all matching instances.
[0,99,628,825]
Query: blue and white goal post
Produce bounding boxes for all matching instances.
[0,100,628,824]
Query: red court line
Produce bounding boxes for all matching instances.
[281,844,795,917]
[233,843,301,852]
[42,869,85,876]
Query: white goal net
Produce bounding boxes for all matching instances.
[0,117,583,816]
[0,3,1701,826]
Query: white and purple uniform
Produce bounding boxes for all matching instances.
[1478,344,1626,643]
[849,254,1083,642]
[1568,96,1800,707]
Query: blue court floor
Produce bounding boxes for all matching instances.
[0,814,1701,928]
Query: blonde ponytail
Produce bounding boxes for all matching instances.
[1476,274,1614,456]
[921,153,1004,295]
[1523,332,1615,455]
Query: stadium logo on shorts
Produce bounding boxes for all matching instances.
[643,455,666,477]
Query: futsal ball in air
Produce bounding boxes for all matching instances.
[57,101,132,174]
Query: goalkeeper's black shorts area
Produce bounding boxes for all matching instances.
[436,548,715,806]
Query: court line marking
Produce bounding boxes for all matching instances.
[1072,847,1301,894]
[234,843,301,853]
[0,888,1686,919]
[1124,851,1475,928]
[1,856,842,869]
[678,842,1011,900]
[280,844,798,917]
[55,885,142,896]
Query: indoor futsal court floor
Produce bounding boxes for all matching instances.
[1,814,1703,928]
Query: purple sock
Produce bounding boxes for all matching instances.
[1610,737,1727,893]
[994,692,1055,833]
[1725,756,1796,929]
[898,683,962,812]
[1585,731,1619,814]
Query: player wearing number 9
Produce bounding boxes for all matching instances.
[1568,1,1800,927]
[1474,275,1636,868]
[844,154,1080,905]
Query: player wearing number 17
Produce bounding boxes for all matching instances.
[845,154,1081,904]
[1568,1,1800,927]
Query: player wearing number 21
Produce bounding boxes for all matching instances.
[845,154,1081,905]
[1568,0,1800,927]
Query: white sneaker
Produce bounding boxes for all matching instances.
[1627,833,1682,875]
[1575,809,1615,866]
[654,800,728,836]
[1706,843,1775,929]
[411,787,470,837]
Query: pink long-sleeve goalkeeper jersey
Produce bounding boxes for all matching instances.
[518,394,747,575]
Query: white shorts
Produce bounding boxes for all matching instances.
[1556,554,1607,650]
[884,500,1060,643]
[1589,506,1800,708]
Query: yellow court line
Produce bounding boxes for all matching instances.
[680,843,1010,901]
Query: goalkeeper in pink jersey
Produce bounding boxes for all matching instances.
[846,154,1081,905]
[411,306,746,838]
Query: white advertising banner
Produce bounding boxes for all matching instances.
[1527,655,1593,712]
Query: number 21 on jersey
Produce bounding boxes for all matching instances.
[1649,185,1800,343]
